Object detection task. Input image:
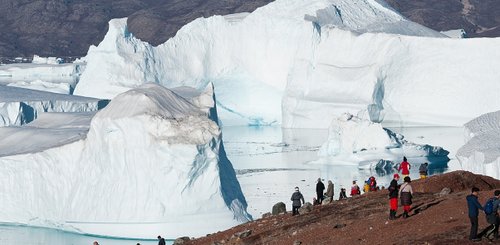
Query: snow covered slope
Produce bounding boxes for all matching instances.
[73,0,468,127]
[457,111,500,179]
[0,85,107,126]
[0,83,250,238]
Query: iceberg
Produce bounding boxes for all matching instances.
[72,0,500,128]
[0,83,250,238]
[0,85,107,127]
[317,113,449,169]
[457,110,500,179]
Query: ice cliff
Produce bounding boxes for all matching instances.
[73,0,500,128]
[457,110,500,179]
[0,83,250,238]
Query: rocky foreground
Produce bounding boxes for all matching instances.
[180,171,500,245]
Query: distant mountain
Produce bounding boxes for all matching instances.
[385,0,500,37]
[0,0,271,59]
[0,0,498,59]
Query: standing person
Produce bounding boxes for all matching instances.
[158,235,166,245]
[388,173,400,220]
[339,188,347,200]
[316,178,325,204]
[399,176,413,218]
[484,190,500,240]
[363,178,370,193]
[93,242,99,245]
[466,187,483,241]
[398,156,411,178]
[291,186,305,216]
[325,180,334,203]
[419,162,429,179]
[350,180,361,196]
[369,176,377,192]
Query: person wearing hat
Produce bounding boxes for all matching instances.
[291,186,305,216]
[388,173,400,220]
[399,176,414,218]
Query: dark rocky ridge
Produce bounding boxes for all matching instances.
[385,0,500,37]
[0,0,272,59]
[0,0,499,59]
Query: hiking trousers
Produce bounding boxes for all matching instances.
[390,198,398,211]
[470,216,479,240]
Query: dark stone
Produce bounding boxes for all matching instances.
[272,202,286,215]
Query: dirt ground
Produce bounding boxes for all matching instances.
[184,171,500,245]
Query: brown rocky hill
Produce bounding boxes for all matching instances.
[184,171,500,245]
[1,0,499,60]
[385,0,500,37]
[0,0,271,59]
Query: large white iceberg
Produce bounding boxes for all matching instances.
[0,83,250,238]
[457,110,500,179]
[72,0,500,128]
[318,113,449,169]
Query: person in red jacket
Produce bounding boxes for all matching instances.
[350,180,361,196]
[398,156,411,178]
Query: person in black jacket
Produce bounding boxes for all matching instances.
[388,173,400,220]
[291,186,305,215]
[157,235,166,245]
[316,178,325,204]
[467,187,484,241]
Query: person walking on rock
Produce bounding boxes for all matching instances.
[398,156,411,178]
[483,190,500,240]
[291,186,305,216]
[388,173,400,220]
[325,180,334,203]
[419,162,429,179]
[399,176,413,218]
[350,180,361,196]
[316,178,325,204]
[466,187,483,241]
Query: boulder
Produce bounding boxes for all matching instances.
[272,202,287,215]
[299,202,313,214]
[173,236,191,245]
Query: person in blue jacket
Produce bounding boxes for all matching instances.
[467,187,484,241]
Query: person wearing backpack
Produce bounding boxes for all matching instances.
[467,187,484,241]
[388,173,400,220]
[483,190,500,240]
[419,162,428,179]
[399,176,413,218]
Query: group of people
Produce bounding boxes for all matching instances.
[467,188,500,241]
[291,156,422,218]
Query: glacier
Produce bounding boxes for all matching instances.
[457,110,500,179]
[0,83,251,238]
[71,0,500,128]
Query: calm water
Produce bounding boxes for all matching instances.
[0,126,464,244]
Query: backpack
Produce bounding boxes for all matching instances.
[484,198,495,215]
